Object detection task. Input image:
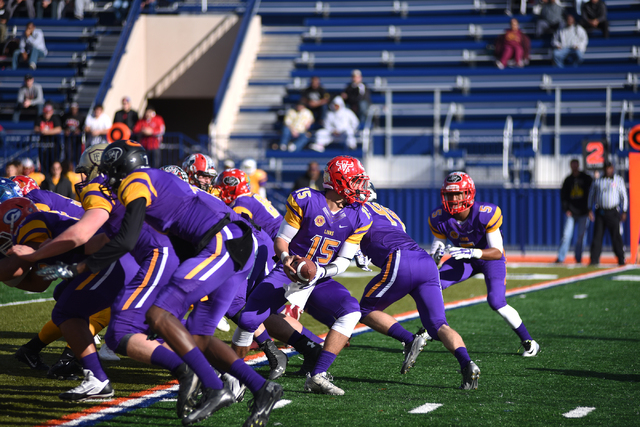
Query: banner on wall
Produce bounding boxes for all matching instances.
[582,139,609,171]
[629,125,640,264]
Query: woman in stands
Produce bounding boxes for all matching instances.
[495,18,530,69]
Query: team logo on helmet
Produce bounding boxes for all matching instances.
[335,159,354,174]
[89,149,103,165]
[223,176,240,186]
[449,231,459,239]
[447,174,463,183]
[104,147,123,164]
[314,215,326,227]
[3,208,22,225]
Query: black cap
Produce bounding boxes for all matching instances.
[24,74,33,80]
[603,160,613,169]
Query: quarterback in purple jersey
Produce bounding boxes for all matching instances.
[39,140,283,427]
[429,172,539,357]
[357,187,480,389]
[233,156,372,396]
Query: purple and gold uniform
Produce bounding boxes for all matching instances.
[13,211,136,326]
[80,175,180,351]
[115,168,257,330]
[429,201,508,311]
[359,202,448,338]
[231,193,283,241]
[26,189,85,218]
[237,187,372,334]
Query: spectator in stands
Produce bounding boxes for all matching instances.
[293,161,323,192]
[580,0,608,38]
[37,0,60,19]
[40,161,74,199]
[556,159,593,264]
[588,160,627,266]
[279,102,314,152]
[223,159,235,170]
[59,0,84,19]
[34,103,62,137]
[62,102,84,137]
[12,74,43,123]
[63,160,82,199]
[535,0,564,38]
[240,158,268,198]
[341,69,370,122]
[113,0,130,24]
[5,162,19,178]
[495,18,530,69]
[552,14,588,68]
[84,104,112,146]
[11,22,47,70]
[302,76,330,125]
[113,96,139,132]
[133,106,165,168]
[22,157,44,185]
[0,0,8,44]
[310,96,359,153]
[7,0,34,18]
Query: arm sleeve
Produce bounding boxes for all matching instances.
[486,230,504,253]
[34,85,44,105]
[276,221,298,244]
[560,177,570,211]
[587,182,595,209]
[84,197,146,273]
[619,176,629,212]
[597,3,606,21]
[322,242,359,277]
[17,88,25,103]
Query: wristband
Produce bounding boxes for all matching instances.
[280,251,290,260]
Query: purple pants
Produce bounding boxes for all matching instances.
[153,224,256,335]
[237,263,360,334]
[51,254,138,326]
[360,250,448,339]
[439,256,508,310]
[105,245,180,351]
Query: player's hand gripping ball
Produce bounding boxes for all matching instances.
[286,256,317,284]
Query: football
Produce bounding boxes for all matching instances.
[288,257,317,283]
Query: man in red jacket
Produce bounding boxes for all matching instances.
[133,106,165,168]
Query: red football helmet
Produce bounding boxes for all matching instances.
[214,168,251,205]
[323,156,370,205]
[160,165,189,183]
[182,153,218,191]
[0,197,38,256]
[10,175,40,196]
[441,171,476,215]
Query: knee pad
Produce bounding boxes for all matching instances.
[114,333,135,356]
[331,311,361,337]
[232,327,254,347]
[497,305,523,329]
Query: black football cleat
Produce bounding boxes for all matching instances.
[15,346,49,371]
[48,357,83,380]
[181,386,235,426]
[172,363,201,418]
[243,381,284,427]
[260,340,288,380]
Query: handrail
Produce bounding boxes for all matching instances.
[361,105,379,156]
[531,101,546,153]
[503,115,513,180]
[212,0,260,120]
[92,0,143,109]
[442,103,456,153]
[619,100,630,151]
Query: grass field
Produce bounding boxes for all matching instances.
[1,264,639,426]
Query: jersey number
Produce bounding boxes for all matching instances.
[254,194,280,219]
[306,235,341,265]
[368,202,406,231]
[295,189,311,200]
[479,205,493,213]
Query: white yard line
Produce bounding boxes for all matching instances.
[409,403,443,414]
[563,407,596,418]
[0,297,54,308]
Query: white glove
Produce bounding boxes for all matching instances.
[354,250,372,272]
[37,262,78,281]
[448,247,483,260]
[430,241,446,264]
[304,264,326,288]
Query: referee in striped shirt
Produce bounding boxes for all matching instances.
[588,161,628,266]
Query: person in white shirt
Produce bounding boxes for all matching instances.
[84,104,112,146]
[279,102,314,152]
[12,22,47,70]
[309,97,359,152]
[552,14,588,68]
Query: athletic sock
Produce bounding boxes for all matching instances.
[24,335,48,353]
[387,322,415,345]
[254,329,271,345]
[80,352,108,382]
[150,345,182,372]
[311,350,336,376]
[514,323,532,343]
[228,359,266,394]
[302,327,324,344]
[454,347,472,371]
[287,330,304,347]
[37,320,63,346]
[181,347,223,390]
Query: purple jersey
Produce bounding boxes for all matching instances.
[80,175,174,265]
[428,202,503,249]
[231,193,283,240]
[284,188,372,266]
[26,189,85,218]
[360,202,423,268]
[117,168,253,245]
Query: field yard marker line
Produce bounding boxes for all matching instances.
[43,265,634,427]
[409,403,443,414]
[563,406,596,418]
[274,399,292,409]
[0,297,54,307]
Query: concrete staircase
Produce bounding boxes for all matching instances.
[226,27,302,159]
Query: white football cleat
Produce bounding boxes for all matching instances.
[221,373,246,402]
[217,317,231,332]
[304,372,344,396]
[59,369,114,401]
[98,343,121,361]
[522,340,540,357]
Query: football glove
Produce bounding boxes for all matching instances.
[354,249,372,272]
[37,262,79,281]
[304,264,326,288]
[448,247,483,260]
[430,241,446,264]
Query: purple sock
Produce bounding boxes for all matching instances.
[387,322,415,345]
[80,352,108,382]
[181,347,223,390]
[287,330,303,346]
[454,347,471,371]
[150,345,182,372]
[302,327,324,344]
[254,330,271,345]
[228,359,266,394]
[514,323,532,342]
[311,350,337,376]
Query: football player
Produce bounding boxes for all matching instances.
[232,156,372,396]
[429,172,539,357]
[10,175,85,217]
[0,177,23,202]
[356,186,480,389]
[182,153,218,193]
[40,141,282,426]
